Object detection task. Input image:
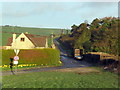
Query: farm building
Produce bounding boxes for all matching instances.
[4,33,48,49]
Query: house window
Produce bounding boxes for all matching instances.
[21,38,25,42]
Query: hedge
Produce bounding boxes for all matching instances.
[1,48,60,65]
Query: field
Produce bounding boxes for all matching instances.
[2,26,65,35]
[1,49,60,66]
[2,70,119,88]
[1,26,69,46]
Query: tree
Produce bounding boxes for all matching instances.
[60,17,119,55]
[71,24,78,33]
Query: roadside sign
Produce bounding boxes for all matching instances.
[13,61,18,64]
[14,56,19,61]
[14,49,20,56]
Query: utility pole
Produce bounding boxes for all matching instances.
[12,26,14,33]
[51,33,53,45]
[66,29,69,35]
[61,29,64,36]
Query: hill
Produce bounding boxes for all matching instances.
[1,26,65,36]
[1,26,69,46]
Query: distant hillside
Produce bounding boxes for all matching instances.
[1,26,70,46]
[1,26,66,36]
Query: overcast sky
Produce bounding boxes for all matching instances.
[0,1,118,29]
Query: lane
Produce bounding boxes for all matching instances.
[60,55,91,68]
[54,38,91,68]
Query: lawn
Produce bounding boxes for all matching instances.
[2,71,119,88]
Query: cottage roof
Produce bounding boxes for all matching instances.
[24,34,47,47]
[30,37,47,47]
[7,37,12,46]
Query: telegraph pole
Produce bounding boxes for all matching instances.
[51,33,53,45]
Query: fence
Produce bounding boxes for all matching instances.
[87,52,119,61]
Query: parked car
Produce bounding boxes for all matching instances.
[75,55,83,60]
[74,49,83,60]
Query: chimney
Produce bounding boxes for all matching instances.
[25,32,28,34]
[13,33,16,43]
[45,38,48,48]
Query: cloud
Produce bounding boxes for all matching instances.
[67,2,118,20]
[71,2,117,10]
[2,3,31,17]
[85,2,116,8]
[3,2,117,18]
[31,3,68,15]
[2,2,69,18]
[2,2,118,26]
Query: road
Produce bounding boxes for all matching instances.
[54,38,91,68]
[2,38,91,76]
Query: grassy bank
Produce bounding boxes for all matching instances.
[2,71,118,88]
[2,26,63,35]
[1,49,60,66]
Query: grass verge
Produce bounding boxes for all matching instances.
[2,70,119,88]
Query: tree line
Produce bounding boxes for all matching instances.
[60,17,120,56]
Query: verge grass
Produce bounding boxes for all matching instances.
[2,71,119,88]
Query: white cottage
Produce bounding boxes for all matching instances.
[6,33,48,49]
